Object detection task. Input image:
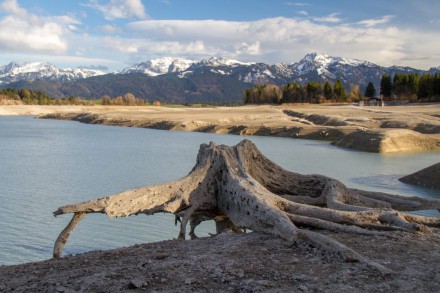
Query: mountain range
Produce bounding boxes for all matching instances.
[1,53,439,103]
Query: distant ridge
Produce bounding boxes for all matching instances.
[0,62,105,84]
[1,53,439,103]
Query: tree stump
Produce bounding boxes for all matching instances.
[54,140,440,274]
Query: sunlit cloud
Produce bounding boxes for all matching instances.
[86,0,148,20]
[357,15,394,27]
[0,0,79,53]
[312,12,342,23]
[116,17,440,69]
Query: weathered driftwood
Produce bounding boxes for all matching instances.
[54,140,440,274]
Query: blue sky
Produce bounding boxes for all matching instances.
[0,0,439,71]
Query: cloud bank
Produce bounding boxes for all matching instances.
[116,17,439,69]
[0,0,439,70]
[0,0,77,53]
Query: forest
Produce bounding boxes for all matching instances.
[243,73,440,104]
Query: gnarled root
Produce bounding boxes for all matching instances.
[53,140,440,273]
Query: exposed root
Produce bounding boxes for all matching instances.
[53,140,440,274]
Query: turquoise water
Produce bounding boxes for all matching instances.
[0,116,439,265]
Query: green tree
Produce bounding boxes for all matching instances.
[323,81,333,100]
[306,81,322,103]
[281,82,303,103]
[333,79,346,102]
[380,74,392,99]
[364,82,376,98]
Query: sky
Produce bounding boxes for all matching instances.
[0,0,439,71]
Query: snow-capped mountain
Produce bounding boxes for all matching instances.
[120,57,255,76]
[119,57,196,76]
[1,53,438,102]
[292,53,376,79]
[0,61,105,83]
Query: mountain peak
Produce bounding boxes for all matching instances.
[120,57,196,76]
[198,57,254,67]
[0,61,104,83]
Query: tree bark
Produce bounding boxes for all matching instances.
[53,140,440,274]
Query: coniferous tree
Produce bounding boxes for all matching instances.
[417,74,432,99]
[333,79,346,102]
[323,81,333,100]
[364,82,376,98]
[380,74,392,99]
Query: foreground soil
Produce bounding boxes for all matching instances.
[1,230,439,292]
[1,103,440,153]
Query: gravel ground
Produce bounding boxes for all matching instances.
[1,229,439,292]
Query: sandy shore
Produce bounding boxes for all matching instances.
[1,103,440,153]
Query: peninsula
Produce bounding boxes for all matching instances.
[1,103,440,153]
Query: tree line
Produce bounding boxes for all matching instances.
[379,72,440,101]
[244,72,440,105]
[0,88,97,105]
[101,93,147,106]
[243,80,361,104]
[0,88,150,106]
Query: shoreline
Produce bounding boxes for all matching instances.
[2,104,440,153]
[1,104,440,291]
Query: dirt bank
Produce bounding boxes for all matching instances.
[1,104,440,153]
[1,230,439,292]
[400,162,440,190]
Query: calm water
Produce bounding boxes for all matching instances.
[0,116,439,265]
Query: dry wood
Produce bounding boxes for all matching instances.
[53,140,440,274]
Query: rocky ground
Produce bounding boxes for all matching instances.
[1,230,439,292]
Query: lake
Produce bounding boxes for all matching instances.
[0,116,439,265]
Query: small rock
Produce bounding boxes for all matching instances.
[129,278,147,289]
[236,269,245,278]
[298,284,308,291]
[185,278,194,285]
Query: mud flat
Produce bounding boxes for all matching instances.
[2,103,436,153]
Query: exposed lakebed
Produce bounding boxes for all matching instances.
[0,116,439,265]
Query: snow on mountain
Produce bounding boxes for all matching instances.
[120,56,256,77]
[196,57,254,67]
[292,53,375,78]
[2,54,438,91]
[120,57,197,76]
[0,61,105,83]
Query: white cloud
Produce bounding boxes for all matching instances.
[285,2,310,7]
[114,17,440,69]
[357,15,394,27]
[312,12,342,23]
[0,0,78,53]
[298,10,308,16]
[87,0,148,20]
[100,24,122,34]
